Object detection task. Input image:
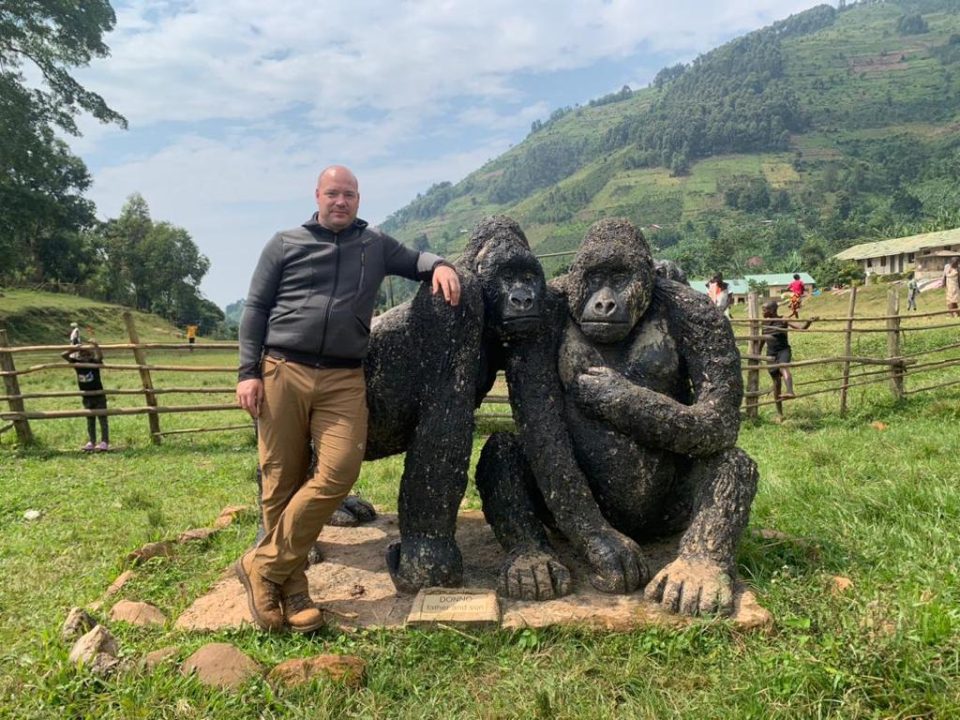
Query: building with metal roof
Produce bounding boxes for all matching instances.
[833,227,960,279]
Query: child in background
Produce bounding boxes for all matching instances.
[759,300,818,421]
[62,341,110,451]
[907,273,920,311]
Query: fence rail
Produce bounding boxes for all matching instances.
[2,292,960,445]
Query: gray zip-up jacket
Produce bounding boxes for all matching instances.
[238,214,445,380]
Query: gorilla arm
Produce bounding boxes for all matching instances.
[572,282,742,457]
[504,295,648,594]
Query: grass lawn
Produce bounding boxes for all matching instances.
[1,287,960,718]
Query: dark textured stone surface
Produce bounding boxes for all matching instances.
[478,218,758,616]
[376,216,546,593]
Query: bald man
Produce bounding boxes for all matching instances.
[236,166,460,632]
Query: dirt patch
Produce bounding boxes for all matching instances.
[176,511,771,632]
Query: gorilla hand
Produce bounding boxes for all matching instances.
[498,548,572,601]
[643,556,735,616]
[580,528,649,594]
[573,366,633,418]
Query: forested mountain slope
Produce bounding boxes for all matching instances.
[381,0,960,288]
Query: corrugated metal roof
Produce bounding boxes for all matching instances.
[834,227,960,261]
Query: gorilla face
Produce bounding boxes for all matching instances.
[567,219,654,345]
[476,240,546,340]
[459,215,546,342]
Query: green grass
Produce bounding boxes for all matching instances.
[2,288,960,717]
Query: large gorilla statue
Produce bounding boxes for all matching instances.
[477,218,758,616]
[374,215,645,595]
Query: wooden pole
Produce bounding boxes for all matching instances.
[840,286,857,416]
[886,288,904,400]
[0,329,34,445]
[123,312,162,444]
[745,292,760,420]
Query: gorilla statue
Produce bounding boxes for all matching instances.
[376,215,645,595]
[477,218,758,616]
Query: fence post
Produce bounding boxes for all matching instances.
[0,329,34,445]
[123,312,162,444]
[839,286,858,416]
[745,292,760,420]
[886,288,904,401]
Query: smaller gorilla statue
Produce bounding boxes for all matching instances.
[478,218,758,616]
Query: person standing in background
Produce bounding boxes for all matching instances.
[906,273,920,312]
[787,274,806,319]
[62,340,110,451]
[945,257,960,318]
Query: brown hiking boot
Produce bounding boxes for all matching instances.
[234,551,284,632]
[283,591,326,633]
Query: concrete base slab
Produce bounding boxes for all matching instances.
[175,511,771,632]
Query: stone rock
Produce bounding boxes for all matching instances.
[69,625,119,675]
[23,509,41,521]
[61,607,97,643]
[105,570,136,597]
[110,600,167,627]
[142,646,179,670]
[268,655,366,689]
[127,541,174,565]
[732,591,774,634]
[213,505,251,529]
[181,643,261,689]
[830,575,853,594]
[177,527,218,543]
[89,570,137,612]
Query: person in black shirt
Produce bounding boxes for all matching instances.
[62,341,109,451]
[759,300,817,420]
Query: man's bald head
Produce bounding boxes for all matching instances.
[315,165,361,232]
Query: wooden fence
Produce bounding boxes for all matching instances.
[2,291,960,445]
[735,287,960,418]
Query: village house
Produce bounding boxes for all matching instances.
[833,227,960,281]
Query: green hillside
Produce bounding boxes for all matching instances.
[0,289,185,345]
[381,0,960,286]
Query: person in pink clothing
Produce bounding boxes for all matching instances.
[787,274,806,318]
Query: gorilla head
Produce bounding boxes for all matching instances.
[458,215,546,341]
[565,218,654,344]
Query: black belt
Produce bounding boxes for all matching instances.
[264,347,362,369]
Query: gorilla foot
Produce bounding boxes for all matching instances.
[643,556,734,616]
[327,495,378,527]
[581,529,650,594]
[386,536,463,594]
[498,548,572,601]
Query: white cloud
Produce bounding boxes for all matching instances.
[73,0,823,305]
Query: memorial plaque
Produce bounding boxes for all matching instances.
[406,588,501,627]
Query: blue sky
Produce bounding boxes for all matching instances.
[71,0,821,307]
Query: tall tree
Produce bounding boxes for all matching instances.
[0,0,126,282]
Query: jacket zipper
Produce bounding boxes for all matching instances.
[357,245,366,294]
[318,232,341,356]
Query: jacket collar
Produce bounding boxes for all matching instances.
[302,213,368,239]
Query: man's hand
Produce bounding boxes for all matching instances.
[236,378,264,418]
[432,264,461,306]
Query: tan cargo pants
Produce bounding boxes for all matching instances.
[251,355,368,587]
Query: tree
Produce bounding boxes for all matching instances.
[0,1,126,283]
[90,195,214,325]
